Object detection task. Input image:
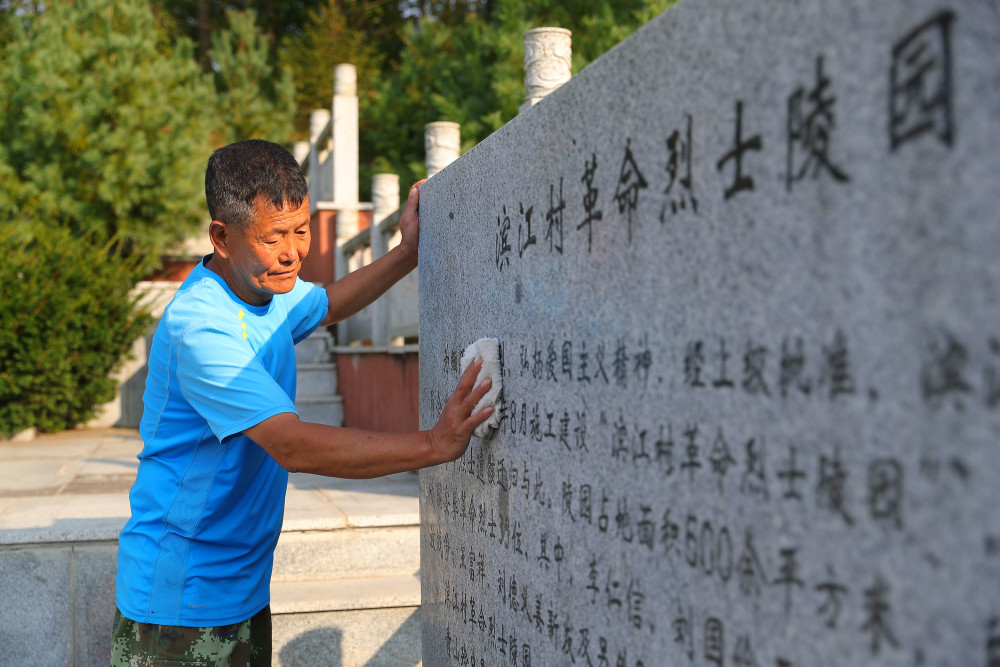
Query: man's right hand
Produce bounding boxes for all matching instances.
[245,358,494,478]
[427,358,494,464]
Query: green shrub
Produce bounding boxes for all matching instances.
[0,225,153,436]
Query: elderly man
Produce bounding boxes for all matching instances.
[111,139,491,665]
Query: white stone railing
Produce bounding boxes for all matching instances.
[298,27,571,349]
[335,213,419,349]
[335,172,416,348]
[330,120,463,349]
[295,64,371,243]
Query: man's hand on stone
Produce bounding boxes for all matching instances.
[428,358,494,465]
[397,179,427,261]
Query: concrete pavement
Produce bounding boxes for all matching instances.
[0,427,421,544]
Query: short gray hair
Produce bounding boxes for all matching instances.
[205,139,308,233]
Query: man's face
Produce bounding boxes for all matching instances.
[225,197,311,305]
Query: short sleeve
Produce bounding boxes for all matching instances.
[283,278,329,344]
[174,320,298,442]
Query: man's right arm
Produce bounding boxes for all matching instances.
[244,359,493,478]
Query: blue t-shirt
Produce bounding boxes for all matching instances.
[116,257,328,626]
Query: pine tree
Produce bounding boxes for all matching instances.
[0,0,215,433]
[0,0,217,258]
[211,9,297,146]
[151,0,326,71]
[280,0,398,141]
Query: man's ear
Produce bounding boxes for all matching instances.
[209,220,233,258]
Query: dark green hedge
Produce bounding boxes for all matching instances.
[0,226,152,436]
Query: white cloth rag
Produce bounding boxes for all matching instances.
[460,337,503,438]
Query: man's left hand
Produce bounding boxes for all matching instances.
[398,178,427,261]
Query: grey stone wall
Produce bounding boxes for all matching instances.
[417,0,1000,665]
[0,543,119,666]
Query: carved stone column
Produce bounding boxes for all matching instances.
[424,121,461,178]
[521,27,572,111]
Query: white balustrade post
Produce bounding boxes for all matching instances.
[334,241,350,346]
[370,173,399,347]
[292,141,309,169]
[520,27,572,112]
[333,64,360,243]
[372,173,400,228]
[424,122,461,178]
[308,109,330,211]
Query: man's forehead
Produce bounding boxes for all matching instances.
[251,197,310,227]
[253,193,308,213]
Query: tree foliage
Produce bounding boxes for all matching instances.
[0,0,216,258]
[153,0,679,195]
[211,8,297,145]
[361,0,679,189]
[0,225,152,436]
[0,0,297,434]
[150,0,327,70]
[280,0,404,139]
[0,0,299,257]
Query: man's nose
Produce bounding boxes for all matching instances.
[279,238,299,263]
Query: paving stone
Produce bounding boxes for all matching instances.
[319,487,419,528]
[273,606,421,667]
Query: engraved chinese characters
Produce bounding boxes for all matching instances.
[418,1,1000,665]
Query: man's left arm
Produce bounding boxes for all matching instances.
[319,179,426,328]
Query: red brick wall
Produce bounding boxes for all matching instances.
[335,351,419,432]
[300,209,374,286]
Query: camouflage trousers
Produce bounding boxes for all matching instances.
[110,606,271,666]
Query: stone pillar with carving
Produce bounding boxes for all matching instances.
[424,121,461,178]
[521,27,572,111]
[333,64,360,243]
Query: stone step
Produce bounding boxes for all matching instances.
[272,526,419,582]
[295,329,333,364]
[295,394,344,427]
[271,575,422,666]
[297,361,339,396]
[278,471,420,580]
[271,573,420,614]
[271,473,423,665]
